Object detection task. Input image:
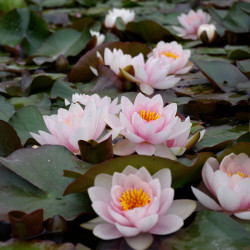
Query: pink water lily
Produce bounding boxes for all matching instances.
[148,41,192,75]
[173,9,211,40]
[107,93,192,159]
[127,53,180,95]
[65,93,121,115]
[84,165,196,249]
[31,100,119,154]
[192,153,250,220]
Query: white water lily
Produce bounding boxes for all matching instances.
[104,8,135,28]
[90,30,105,47]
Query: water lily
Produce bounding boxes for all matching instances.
[173,9,211,40]
[83,165,196,249]
[90,30,105,47]
[30,101,119,154]
[197,24,216,43]
[104,8,135,28]
[90,48,133,76]
[65,93,121,115]
[148,41,193,75]
[192,153,250,220]
[106,93,192,159]
[123,53,180,95]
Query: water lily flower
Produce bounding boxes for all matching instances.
[84,165,196,249]
[106,93,192,159]
[65,93,121,115]
[90,30,105,47]
[90,48,133,77]
[192,153,250,220]
[173,9,211,40]
[104,8,135,28]
[148,41,193,75]
[122,54,180,95]
[197,24,216,43]
[30,101,119,154]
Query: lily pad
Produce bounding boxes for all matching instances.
[64,151,215,195]
[0,96,15,122]
[191,58,248,92]
[9,105,48,145]
[0,145,92,221]
[0,120,22,157]
[162,211,250,250]
[196,124,249,151]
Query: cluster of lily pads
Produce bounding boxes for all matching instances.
[0,0,249,249]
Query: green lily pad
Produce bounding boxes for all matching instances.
[191,58,248,92]
[0,145,91,221]
[50,80,77,100]
[125,20,175,43]
[32,27,91,64]
[0,96,15,122]
[162,211,250,250]
[196,124,249,151]
[64,152,215,195]
[237,59,250,78]
[0,120,22,157]
[9,105,48,145]
[0,0,26,12]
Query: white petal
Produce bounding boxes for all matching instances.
[125,233,153,250]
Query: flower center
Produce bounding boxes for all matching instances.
[140,110,160,122]
[119,188,150,211]
[228,171,250,178]
[161,52,179,59]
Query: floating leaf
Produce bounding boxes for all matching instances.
[0,96,15,122]
[125,20,175,43]
[0,145,91,221]
[196,124,249,152]
[9,105,48,145]
[191,58,248,92]
[50,80,77,100]
[32,27,91,64]
[0,120,22,157]
[64,152,215,195]
[162,211,250,249]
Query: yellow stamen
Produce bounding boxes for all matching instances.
[140,110,160,122]
[65,120,70,125]
[227,171,250,178]
[161,52,179,59]
[119,188,150,211]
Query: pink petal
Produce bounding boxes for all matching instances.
[115,223,140,237]
[135,143,155,156]
[94,173,112,190]
[125,233,153,250]
[135,214,158,232]
[113,139,136,156]
[139,83,154,95]
[88,186,111,203]
[93,223,122,240]
[150,214,183,235]
[158,188,174,215]
[167,199,196,220]
[217,186,241,212]
[125,207,147,224]
[154,144,177,160]
[153,168,172,189]
[108,207,131,226]
[234,211,250,220]
[191,187,222,211]
[92,201,114,223]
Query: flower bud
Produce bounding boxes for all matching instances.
[56,55,69,72]
[197,24,216,43]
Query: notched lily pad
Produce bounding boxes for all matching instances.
[0,145,92,221]
[64,151,215,195]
